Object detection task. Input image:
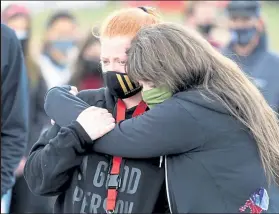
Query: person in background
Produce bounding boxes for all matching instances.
[222,1,279,113]
[183,1,222,49]
[68,31,103,90]
[1,23,29,214]
[2,4,52,213]
[39,10,79,89]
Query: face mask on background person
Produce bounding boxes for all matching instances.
[142,86,172,109]
[44,40,77,67]
[230,27,258,46]
[103,71,142,99]
[50,40,76,56]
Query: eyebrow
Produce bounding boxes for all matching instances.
[100,56,127,61]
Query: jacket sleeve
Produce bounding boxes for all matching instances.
[24,122,91,196]
[44,86,104,127]
[90,99,205,158]
[1,25,29,197]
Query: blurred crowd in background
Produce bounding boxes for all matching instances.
[1,1,279,213]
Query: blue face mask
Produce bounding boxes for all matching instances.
[50,40,76,55]
[230,27,257,46]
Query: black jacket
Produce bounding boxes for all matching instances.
[222,33,279,113]
[27,75,49,156]
[44,86,279,213]
[24,87,166,213]
[1,24,29,197]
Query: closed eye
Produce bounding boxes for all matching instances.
[101,59,109,65]
[119,60,126,66]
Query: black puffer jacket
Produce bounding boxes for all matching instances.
[44,86,279,213]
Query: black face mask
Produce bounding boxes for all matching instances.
[230,27,258,46]
[103,71,142,99]
[197,24,214,36]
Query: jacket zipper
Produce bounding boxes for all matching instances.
[165,156,173,213]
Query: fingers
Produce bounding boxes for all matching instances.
[70,86,78,95]
[70,86,78,92]
[96,108,109,114]
[103,112,115,120]
[98,123,116,138]
[104,117,115,125]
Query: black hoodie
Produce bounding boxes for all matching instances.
[24,87,166,213]
[1,24,29,197]
[43,86,279,213]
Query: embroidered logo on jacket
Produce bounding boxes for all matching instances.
[239,188,269,214]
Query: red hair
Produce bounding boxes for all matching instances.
[99,7,161,39]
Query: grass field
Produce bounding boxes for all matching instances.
[30,1,279,55]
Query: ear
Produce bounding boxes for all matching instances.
[256,17,265,32]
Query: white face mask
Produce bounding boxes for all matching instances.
[15,30,28,40]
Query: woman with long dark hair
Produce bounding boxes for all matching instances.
[44,22,279,213]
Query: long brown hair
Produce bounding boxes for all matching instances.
[127,22,279,185]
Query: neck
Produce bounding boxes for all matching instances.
[122,92,142,109]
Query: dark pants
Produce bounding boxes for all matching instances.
[10,176,54,213]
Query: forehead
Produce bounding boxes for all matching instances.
[48,18,76,36]
[100,37,131,58]
[6,15,29,30]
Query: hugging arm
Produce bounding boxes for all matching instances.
[91,100,204,158]
[44,86,91,127]
[44,86,204,158]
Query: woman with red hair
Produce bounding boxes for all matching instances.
[25,7,170,213]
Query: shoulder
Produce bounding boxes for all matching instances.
[1,24,24,76]
[261,51,279,72]
[1,24,16,39]
[146,95,195,123]
[266,51,279,63]
[1,24,20,50]
[1,24,20,56]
